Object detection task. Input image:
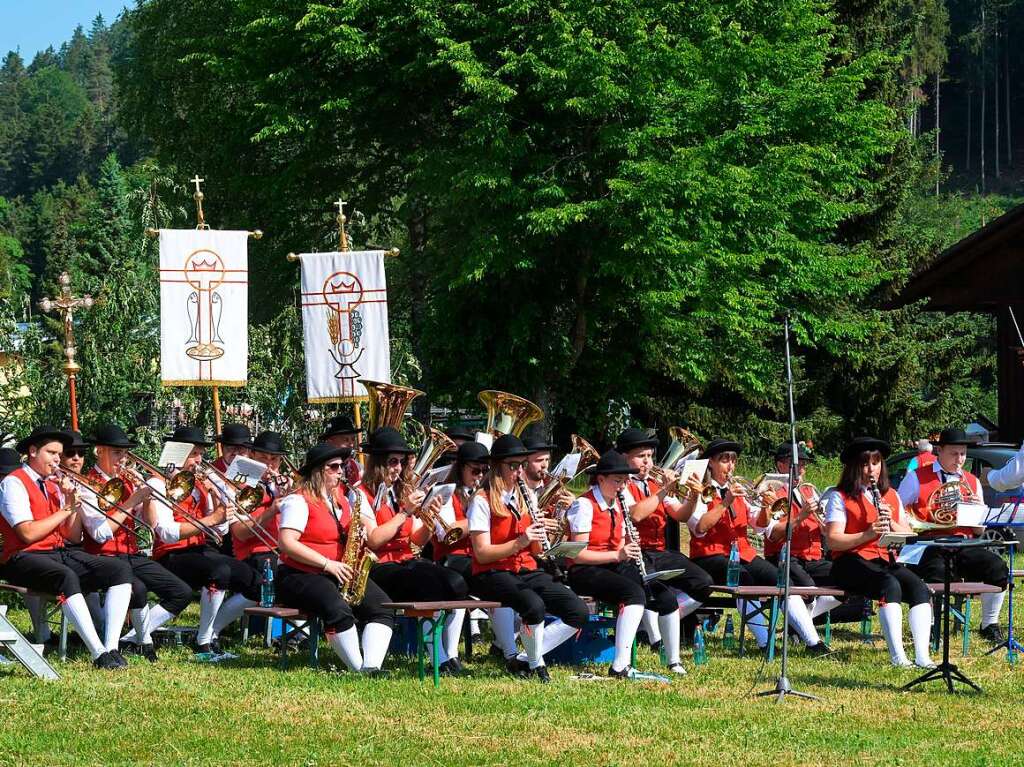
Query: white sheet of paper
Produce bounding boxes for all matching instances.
[670,449,701,473]
[543,540,587,559]
[417,465,450,491]
[157,441,195,473]
[424,484,456,538]
[680,458,709,513]
[896,542,928,565]
[549,453,581,481]
[956,502,989,529]
[643,568,686,584]
[879,532,915,548]
[475,432,493,450]
[225,456,268,488]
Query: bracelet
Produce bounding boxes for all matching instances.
[321,559,330,572]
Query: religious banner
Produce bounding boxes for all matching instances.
[159,229,249,386]
[298,250,391,403]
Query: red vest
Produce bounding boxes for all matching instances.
[628,477,668,550]
[572,488,624,565]
[763,484,823,560]
[910,466,980,539]
[0,468,64,561]
[152,481,211,559]
[470,491,537,575]
[688,492,757,562]
[363,483,415,565]
[213,457,229,473]
[832,487,901,562]
[233,485,280,561]
[432,490,471,561]
[82,467,138,556]
[280,493,350,574]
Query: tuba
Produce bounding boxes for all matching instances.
[478,390,544,437]
[906,479,975,532]
[340,487,377,605]
[361,379,424,433]
[649,427,702,485]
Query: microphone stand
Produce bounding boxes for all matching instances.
[756,315,821,702]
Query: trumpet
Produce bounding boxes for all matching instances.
[124,452,223,546]
[198,460,279,553]
[57,467,155,544]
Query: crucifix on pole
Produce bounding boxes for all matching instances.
[334,198,350,253]
[38,272,95,430]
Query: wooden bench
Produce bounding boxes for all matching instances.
[241,606,322,669]
[382,600,500,687]
[0,583,69,661]
[926,581,1003,657]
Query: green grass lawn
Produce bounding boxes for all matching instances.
[1,594,1022,767]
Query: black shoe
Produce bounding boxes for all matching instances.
[488,643,506,660]
[980,624,1007,645]
[531,665,551,683]
[806,642,833,657]
[361,667,388,678]
[609,665,634,679]
[504,656,529,677]
[118,639,138,655]
[109,649,130,668]
[209,638,224,655]
[438,659,464,677]
[140,644,159,663]
[93,651,124,671]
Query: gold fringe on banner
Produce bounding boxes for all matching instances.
[161,380,248,388]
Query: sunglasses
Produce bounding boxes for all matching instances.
[65,450,86,459]
[468,465,490,476]
[324,461,346,472]
[504,461,527,471]
[385,457,405,467]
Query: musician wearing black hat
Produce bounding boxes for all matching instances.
[616,427,714,654]
[277,443,394,674]
[468,434,589,681]
[896,427,1009,644]
[825,437,933,667]
[143,426,259,660]
[436,425,477,468]
[680,438,829,655]
[212,423,253,474]
[356,427,470,674]
[521,435,556,494]
[0,426,134,669]
[320,414,363,485]
[77,424,191,662]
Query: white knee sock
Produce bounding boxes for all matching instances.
[908,602,934,666]
[739,600,769,648]
[522,621,546,669]
[424,614,450,665]
[122,603,149,644]
[786,596,820,646]
[612,604,645,672]
[658,612,681,666]
[641,609,661,644]
[129,608,148,645]
[361,621,393,670]
[196,587,225,646]
[540,619,578,655]
[677,593,702,618]
[212,594,257,638]
[141,604,176,645]
[443,608,466,660]
[62,593,106,660]
[981,591,1006,628]
[102,583,133,652]
[327,627,363,670]
[25,596,51,642]
[810,595,842,619]
[878,602,910,665]
[491,607,518,658]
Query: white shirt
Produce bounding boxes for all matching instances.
[279,492,346,534]
[0,464,58,528]
[566,486,632,535]
[824,488,905,527]
[896,461,968,509]
[686,478,768,537]
[78,466,115,544]
[467,489,517,533]
[985,443,1024,492]
[147,475,220,543]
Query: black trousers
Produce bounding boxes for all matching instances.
[764,555,835,588]
[371,559,469,603]
[644,549,714,603]
[276,563,394,633]
[469,568,589,628]
[242,552,278,583]
[568,561,678,615]
[115,554,192,614]
[3,548,132,599]
[438,554,473,583]
[831,554,931,607]
[909,545,1009,590]
[160,545,261,600]
[693,554,778,587]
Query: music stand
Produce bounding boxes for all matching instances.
[902,537,1000,694]
[983,501,1024,663]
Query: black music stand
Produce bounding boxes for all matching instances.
[902,537,999,694]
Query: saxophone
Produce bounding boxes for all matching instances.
[339,486,377,605]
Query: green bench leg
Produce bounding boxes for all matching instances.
[824,610,832,645]
[767,598,779,663]
[417,619,426,682]
[962,598,971,657]
[432,611,447,689]
[631,636,637,667]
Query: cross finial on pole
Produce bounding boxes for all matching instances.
[335,198,350,252]
[38,271,95,429]
[191,174,209,229]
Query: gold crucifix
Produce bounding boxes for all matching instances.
[335,198,350,252]
[191,174,209,230]
[38,272,95,429]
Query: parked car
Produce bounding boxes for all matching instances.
[887,443,1024,544]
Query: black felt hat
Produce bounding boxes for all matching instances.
[489,434,531,460]
[522,434,557,454]
[840,437,890,464]
[615,427,660,453]
[91,423,138,449]
[251,431,288,456]
[700,438,742,460]
[456,441,491,464]
[320,414,361,440]
[165,425,214,447]
[62,429,92,450]
[934,427,978,447]
[213,423,252,447]
[585,449,640,476]
[16,425,73,454]
[362,427,416,456]
[773,442,812,463]
[0,447,22,477]
[445,425,477,442]
[298,443,352,477]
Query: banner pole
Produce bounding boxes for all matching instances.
[212,386,223,457]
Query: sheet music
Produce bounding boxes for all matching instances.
[417,465,450,491]
[225,456,267,488]
[475,432,494,450]
[643,568,686,584]
[543,540,587,559]
[157,441,194,472]
[549,453,581,481]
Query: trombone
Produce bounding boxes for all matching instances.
[197,460,279,553]
[57,467,155,543]
[123,452,224,546]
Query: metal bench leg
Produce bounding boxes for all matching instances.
[309,618,320,670]
[241,616,250,645]
[767,598,779,663]
[962,598,971,657]
[59,608,68,662]
[416,618,426,682]
[278,621,291,670]
[264,615,273,648]
[824,609,832,645]
[738,605,748,658]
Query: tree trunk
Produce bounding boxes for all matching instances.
[1006,29,1013,168]
[405,201,429,411]
[967,89,972,172]
[981,3,987,192]
[567,248,592,370]
[935,70,940,197]
[995,15,1000,179]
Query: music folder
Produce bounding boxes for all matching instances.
[542,541,586,559]
[643,568,686,584]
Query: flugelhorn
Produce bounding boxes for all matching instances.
[124,452,223,545]
[406,422,462,546]
[478,390,544,437]
[649,426,701,485]
[535,434,598,545]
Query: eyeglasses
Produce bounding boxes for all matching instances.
[65,450,85,459]
[468,465,489,476]
[386,457,405,467]
[505,461,527,471]
[324,462,345,472]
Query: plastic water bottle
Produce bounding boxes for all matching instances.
[723,614,735,650]
[726,541,741,587]
[693,623,707,665]
[260,559,275,608]
[776,543,788,589]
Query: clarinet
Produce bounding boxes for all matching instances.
[869,481,890,534]
[517,477,565,580]
[617,489,647,578]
